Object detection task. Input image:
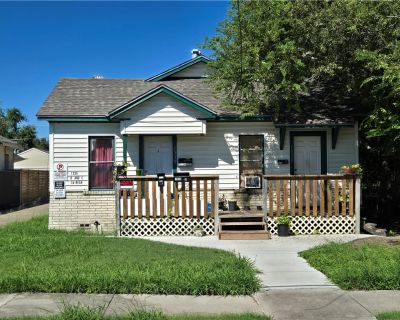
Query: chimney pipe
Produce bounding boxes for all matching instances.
[191,49,201,59]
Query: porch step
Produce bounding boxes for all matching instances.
[220,221,266,226]
[219,230,271,240]
[218,212,270,240]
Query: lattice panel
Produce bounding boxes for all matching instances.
[120,218,215,237]
[267,216,356,235]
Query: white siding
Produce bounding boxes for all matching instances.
[121,93,206,135]
[177,123,273,190]
[327,125,358,172]
[49,121,358,192]
[176,123,359,190]
[50,123,121,192]
[169,61,208,78]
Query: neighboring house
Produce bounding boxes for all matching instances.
[14,148,49,170]
[0,135,19,170]
[37,51,359,235]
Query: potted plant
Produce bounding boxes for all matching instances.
[276,213,292,237]
[218,194,227,211]
[193,226,205,237]
[340,163,362,175]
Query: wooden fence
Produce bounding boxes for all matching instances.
[263,174,359,217]
[0,170,49,210]
[118,175,219,220]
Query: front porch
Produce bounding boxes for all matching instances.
[116,173,360,237]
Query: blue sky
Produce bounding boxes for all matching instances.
[0,1,229,138]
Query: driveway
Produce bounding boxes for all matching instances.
[146,234,372,289]
[0,203,48,226]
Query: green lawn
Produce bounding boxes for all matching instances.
[300,242,400,290]
[376,312,400,320]
[0,216,260,295]
[0,306,271,320]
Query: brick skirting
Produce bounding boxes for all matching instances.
[49,191,117,233]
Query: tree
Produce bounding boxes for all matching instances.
[0,106,48,151]
[204,0,400,228]
[205,0,400,126]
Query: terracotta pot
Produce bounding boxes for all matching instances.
[341,168,357,175]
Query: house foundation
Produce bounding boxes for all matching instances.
[49,191,117,233]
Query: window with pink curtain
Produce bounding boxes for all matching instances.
[89,137,114,189]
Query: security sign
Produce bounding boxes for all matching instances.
[54,181,66,199]
[54,162,68,181]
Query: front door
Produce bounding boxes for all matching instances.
[144,136,173,175]
[293,136,321,174]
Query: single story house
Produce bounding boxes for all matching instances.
[37,51,359,236]
[0,135,19,170]
[14,148,49,171]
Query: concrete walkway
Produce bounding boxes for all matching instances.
[1,291,399,319]
[0,203,48,226]
[146,234,372,289]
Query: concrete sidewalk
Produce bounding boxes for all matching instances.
[146,234,372,289]
[0,203,48,226]
[0,290,399,319]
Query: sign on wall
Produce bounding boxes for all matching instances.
[54,181,66,199]
[54,162,68,181]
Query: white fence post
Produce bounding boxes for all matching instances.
[214,178,219,236]
[115,180,121,236]
[355,176,361,234]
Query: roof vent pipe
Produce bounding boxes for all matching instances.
[191,49,201,59]
[92,75,104,79]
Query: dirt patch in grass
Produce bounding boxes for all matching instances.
[350,236,400,246]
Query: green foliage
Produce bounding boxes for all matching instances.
[0,106,48,150]
[0,216,260,295]
[204,0,400,136]
[376,311,400,320]
[276,213,292,226]
[300,242,400,290]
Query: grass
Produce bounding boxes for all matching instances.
[300,242,400,290]
[0,306,271,320]
[376,312,400,320]
[0,216,260,295]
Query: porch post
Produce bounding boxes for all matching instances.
[355,176,361,234]
[214,178,219,236]
[122,134,127,162]
[262,176,268,223]
[115,179,121,236]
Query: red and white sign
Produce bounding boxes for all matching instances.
[54,162,68,181]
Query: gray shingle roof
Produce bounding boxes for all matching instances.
[0,135,20,149]
[37,78,237,118]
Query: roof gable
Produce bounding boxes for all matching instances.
[146,55,210,82]
[108,84,217,119]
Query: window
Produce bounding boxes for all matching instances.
[89,137,114,189]
[239,135,264,188]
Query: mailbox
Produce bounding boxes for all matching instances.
[173,172,190,183]
[178,158,193,167]
[157,173,166,187]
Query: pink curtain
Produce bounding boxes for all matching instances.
[90,138,113,189]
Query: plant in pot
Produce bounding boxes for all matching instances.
[340,163,362,175]
[276,213,292,237]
